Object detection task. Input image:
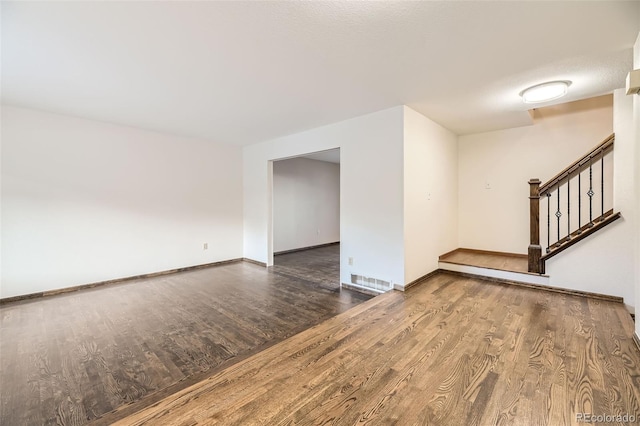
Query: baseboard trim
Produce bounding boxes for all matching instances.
[0,258,243,305]
[394,269,441,291]
[341,282,385,296]
[274,241,340,256]
[242,258,267,267]
[440,269,624,303]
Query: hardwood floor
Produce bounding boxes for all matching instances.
[273,243,340,290]
[115,272,640,426]
[440,248,530,274]
[0,246,371,426]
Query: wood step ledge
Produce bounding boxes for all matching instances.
[439,248,529,275]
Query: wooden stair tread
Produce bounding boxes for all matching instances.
[439,248,529,274]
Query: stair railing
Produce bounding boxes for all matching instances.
[528,134,618,274]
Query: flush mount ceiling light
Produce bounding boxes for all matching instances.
[520,80,571,104]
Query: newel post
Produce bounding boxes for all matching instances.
[528,179,542,274]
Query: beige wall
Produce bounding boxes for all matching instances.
[458,96,613,254]
[547,90,636,311]
[1,106,244,298]
[633,31,640,335]
[403,106,458,284]
[244,106,406,288]
[273,157,340,252]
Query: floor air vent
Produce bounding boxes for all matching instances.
[350,274,391,292]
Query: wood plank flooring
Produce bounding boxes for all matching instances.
[0,246,371,426]
[115,272,640,426]
[273,244,341,290]
[440,248,530,274]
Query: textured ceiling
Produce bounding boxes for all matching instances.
[2,1,639,146]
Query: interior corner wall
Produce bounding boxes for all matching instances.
[458,98,613,254]
[243,106,405,287]
[273,157,339,253]
[403,106,458,284]
[633,31,640,336]
[546,90,636,311]
[1,106,243,298]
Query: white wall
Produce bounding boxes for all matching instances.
[458,97,613,254]
[1,106,243,298]
[633,31,640,336]
[403,106,458,284]
[273,157,339,252]
[243,106,405,287]
[546,90,636,311]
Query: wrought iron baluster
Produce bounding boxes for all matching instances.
[601,149,604,219]
[546,192,551,252]
[567,174,570,240]
[556,186,561,243]
[577,170,581,234]
[588,156,594,226]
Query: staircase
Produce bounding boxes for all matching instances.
[528,133,620,274]
[439,133,621,290]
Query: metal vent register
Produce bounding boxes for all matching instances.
[350,274,391,292]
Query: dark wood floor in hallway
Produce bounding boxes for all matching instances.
[273,243,341,289]
[0,245,371,426]
[116,271,640,426]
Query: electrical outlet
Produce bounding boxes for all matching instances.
[203,243,208,250]
[485,182,491,190]
[348,257,353,266]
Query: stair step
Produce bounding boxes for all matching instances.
[438,248,548,286]
[438,261,550,286]
[438,248,528,274]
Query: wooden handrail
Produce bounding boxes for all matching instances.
[528,133,616,274]
[539,133,614,194]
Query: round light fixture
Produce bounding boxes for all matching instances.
[520,80,571,104]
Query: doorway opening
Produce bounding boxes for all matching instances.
[270,148,341,291]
